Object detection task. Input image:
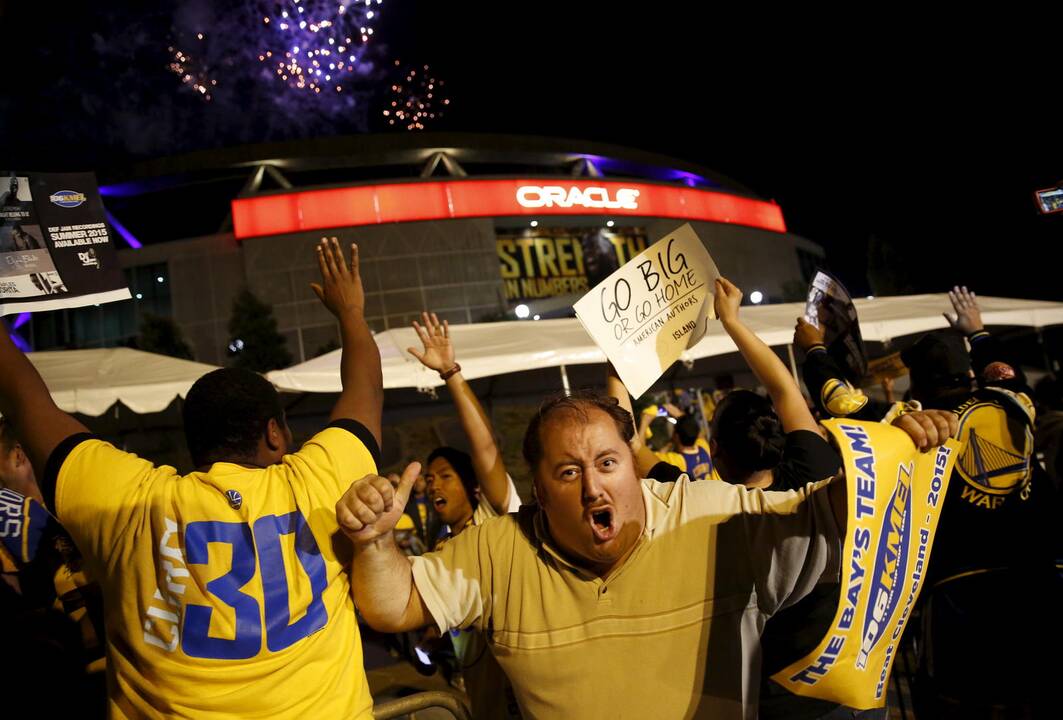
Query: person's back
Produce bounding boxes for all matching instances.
[52,419,378,717]
[674,415,714,481]
[0,237,384,718]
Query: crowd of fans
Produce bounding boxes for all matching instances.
[0,238,1059,719]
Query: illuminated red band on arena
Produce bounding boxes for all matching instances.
[231,179,787,238]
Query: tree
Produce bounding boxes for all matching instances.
[135,313,194,360]
[227,289,292,373]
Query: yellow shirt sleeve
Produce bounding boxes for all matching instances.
[53,437,173,566]
[281,420,380,502]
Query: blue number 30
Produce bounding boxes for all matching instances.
[182,511,328,659]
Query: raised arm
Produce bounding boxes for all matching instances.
[0,320,87,500]
[604,363,665,476]
[311,237,383,446]
[407,312,511,514]
[944,285,1029,391]
[714,277,819,434]
[338,461,432,632]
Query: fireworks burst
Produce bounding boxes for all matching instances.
[256,0,384,94]
[383,61,449,131]
[167,32,218,101]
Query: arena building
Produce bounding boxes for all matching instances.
[24,133,824,366]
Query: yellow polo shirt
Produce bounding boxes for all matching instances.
[49,422,378,719]
[410,475,841,719]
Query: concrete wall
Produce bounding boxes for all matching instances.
[240,218,508,363]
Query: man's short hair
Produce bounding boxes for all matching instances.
[183,368,284,468]
[675,415,701,447]
[522,391,635,473]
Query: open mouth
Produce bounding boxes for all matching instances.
[587,506,616,543]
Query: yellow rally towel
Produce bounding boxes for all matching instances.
[771,419,960,708]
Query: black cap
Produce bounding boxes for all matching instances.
[901,331,971,392]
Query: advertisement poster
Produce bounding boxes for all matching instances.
[0,172,131,316]
[497,226,648,304]
[805,270,868,383]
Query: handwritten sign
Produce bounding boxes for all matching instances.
[573,223,719,398]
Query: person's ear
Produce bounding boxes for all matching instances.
[265,418,284,452]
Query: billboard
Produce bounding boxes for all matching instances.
[0,172,131,316]
[497,226,648,304]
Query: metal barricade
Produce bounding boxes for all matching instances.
[372,690,473,720]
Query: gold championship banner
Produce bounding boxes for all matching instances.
[772,420,960,708]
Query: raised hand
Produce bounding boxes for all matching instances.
[713,277,743,326]
[311,236,365,318]
[336,462,422,544]
[793,316,826,351]
[407,311,456,373]
[943,285,983,335]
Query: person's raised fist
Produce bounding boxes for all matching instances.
[336,461,421,545]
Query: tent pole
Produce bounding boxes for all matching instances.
[786,343,799,384]
[1037,327,1055,374]
[559,364,571,396]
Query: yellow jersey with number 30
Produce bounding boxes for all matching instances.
[50,422,378,720]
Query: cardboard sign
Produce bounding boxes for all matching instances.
[573,223,719,398]
[0,172,131,316]
[865,352,908,386]
[772,420,959,708]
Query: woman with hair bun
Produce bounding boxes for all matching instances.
[708,277,842,492]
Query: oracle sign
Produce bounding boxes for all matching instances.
[231,178,786,238]
[515,185,640,210]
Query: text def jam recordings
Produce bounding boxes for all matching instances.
[48,222,111,247]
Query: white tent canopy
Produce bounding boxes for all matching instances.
[28,347,222,416]
[267,294,1063,394]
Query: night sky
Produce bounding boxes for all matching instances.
[1,2,1060,300]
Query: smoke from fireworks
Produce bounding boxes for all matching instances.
[383,61,450,131]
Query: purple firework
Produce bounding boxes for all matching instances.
[256,0,385,94]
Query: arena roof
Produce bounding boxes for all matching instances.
[97,133,770,246]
